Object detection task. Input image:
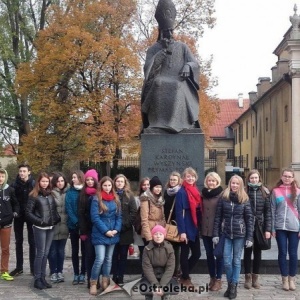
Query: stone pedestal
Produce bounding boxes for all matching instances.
[140,129,205,188]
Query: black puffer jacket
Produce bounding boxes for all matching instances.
[0,185,19,227]
[247,186,272,232]
[11,175,35,216]
[26,193,61,227]
[213,192,254,241]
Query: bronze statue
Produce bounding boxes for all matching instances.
[141,0,200,133]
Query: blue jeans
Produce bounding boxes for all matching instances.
[202,235,223,279]
[48,239,67,274]
[70,229,86,275]
[91,244,115,280]
[276,230,299,276]
[33,226,54,280]
[223,237,244,284]
[111,243,129,279]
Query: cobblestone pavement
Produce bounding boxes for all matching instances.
[1,229,300,299]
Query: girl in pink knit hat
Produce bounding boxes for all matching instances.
[78,169,99,290]
[139,225,179,300]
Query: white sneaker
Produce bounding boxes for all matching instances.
[50,273,58,283]
[57,272,64,282]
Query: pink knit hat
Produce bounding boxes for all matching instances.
[151,225,166,237]
[84,169,98,181]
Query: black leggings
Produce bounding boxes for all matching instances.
[243,240,262,274]
[180,235,201,280]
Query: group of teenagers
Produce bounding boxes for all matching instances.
[0,164,300,300]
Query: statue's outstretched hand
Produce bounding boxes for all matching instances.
[180,64,190,78]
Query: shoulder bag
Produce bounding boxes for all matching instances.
[165,198,181,243]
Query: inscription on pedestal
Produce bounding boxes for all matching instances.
[147,148,193,174]
[141,133,204,188]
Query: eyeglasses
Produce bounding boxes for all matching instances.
[282,175,293,179]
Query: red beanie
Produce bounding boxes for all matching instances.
[151,225,166,237]
[84,169,98,182]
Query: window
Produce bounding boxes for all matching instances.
[234,129,238,144]
[209,149,216,159]
[239,124,243,142]
[252,125,255,138]
[227,149,234,159]
[285,105,288,122]
[246,120,248,140]
[266,117,268,132]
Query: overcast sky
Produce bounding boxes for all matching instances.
[198,0,298,99]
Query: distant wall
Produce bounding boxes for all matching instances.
[0,156,17,168]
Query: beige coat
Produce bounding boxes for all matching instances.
[140,190,166,241]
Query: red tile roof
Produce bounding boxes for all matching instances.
[208,99,250,138]
[2,144,16,156]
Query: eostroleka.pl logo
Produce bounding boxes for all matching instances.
[99,278,209,296]
[134,282,209,295]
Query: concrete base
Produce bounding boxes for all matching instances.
[140,130,205,188]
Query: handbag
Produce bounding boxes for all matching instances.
[165,199,181,243]
[213,233,225,259]
[254,219,271,250]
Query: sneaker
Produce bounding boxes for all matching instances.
[9,268,23,277]
[1,272,14,281]
[50,273,58,283]
[57,272,64,282]
[72,275,79,285]
[78,274,85,284]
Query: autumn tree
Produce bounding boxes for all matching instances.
[0,0,52,153]
[17,0,141,173]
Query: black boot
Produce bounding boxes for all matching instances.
[229,283,237,299]
[224,282,231,297]
[41,277,52,288]
[34,278,46,290]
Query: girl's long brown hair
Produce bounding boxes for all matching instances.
[97,176,120,213]
[139,177,150,196]
[29,172,51,198]
[273,168,300,201]
[246,169,268,199]
[113,174,132,198]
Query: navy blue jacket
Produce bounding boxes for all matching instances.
[213,192,254,241]
[175,186,201,242]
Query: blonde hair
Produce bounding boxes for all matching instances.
[204,172,221,189]
[97,176,120,213]
[182,167,198,181]
[165,171,182,188]
[222,175,248,203]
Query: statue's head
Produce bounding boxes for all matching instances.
[155,0,176,31]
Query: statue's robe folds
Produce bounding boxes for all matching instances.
[141,40,200,133]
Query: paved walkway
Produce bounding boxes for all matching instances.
[1,229,300,299]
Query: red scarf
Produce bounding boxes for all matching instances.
[182,181,202,226]
[101,191,115,201]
